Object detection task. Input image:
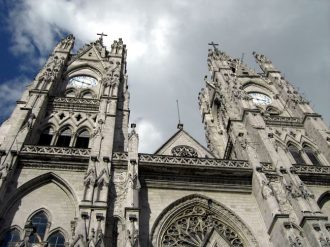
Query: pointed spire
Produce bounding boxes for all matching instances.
[252,51,280,75]
[54,34,75,53]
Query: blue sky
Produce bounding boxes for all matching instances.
[0,0,329,152]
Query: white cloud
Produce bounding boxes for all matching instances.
[2,0,330,152]
[135,120,163,153]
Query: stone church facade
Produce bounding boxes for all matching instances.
[0,34,329,247]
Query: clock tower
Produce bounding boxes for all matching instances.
[199,46,330,246]
[1,35,330,247]
[0,34,132,246]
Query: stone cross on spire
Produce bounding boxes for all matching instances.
[208,41,219,51]
[97,32,108,44]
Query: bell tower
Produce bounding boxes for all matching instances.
[0,34,131,246]
[199,45,330,246]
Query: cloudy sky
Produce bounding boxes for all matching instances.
[0,0,329,153]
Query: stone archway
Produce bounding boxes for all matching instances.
[151,194,259,247]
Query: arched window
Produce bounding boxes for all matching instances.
[81,91,93,99]
[75,130,90,148]
[38,127,54,146]
[56,128,72,147]
[47,232,65,247]
[266,106,279,115]
[303,145,321,166]
[288,145,305,164]
[65,90,76,98]
[29,212,48,243]
[2,229,21,247]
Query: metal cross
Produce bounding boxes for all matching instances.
[208,41,219,51]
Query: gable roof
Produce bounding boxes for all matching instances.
[154,127,214,158]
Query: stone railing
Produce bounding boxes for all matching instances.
[138,154,250,169]
[292,164,330,175]
[21,145,91,157]
[263,116,303,127]
[112,152,128,161]
[48,97,100,111]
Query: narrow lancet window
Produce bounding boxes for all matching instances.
[288,145,305,164]
[28,212,48,244]
[75,130,90,148]
[38,127,54,146]
[56,128,72,147]
[48,232,65,247]
[303,146,321,166]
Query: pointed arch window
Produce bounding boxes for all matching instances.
[2,229,21,247]
[29,212,48,243]
[47,232,65,247]
[288,145,305,164]
[38,127,54,146]
[75,130,90,148]
[56,128,72,147]
[303,145,321,166]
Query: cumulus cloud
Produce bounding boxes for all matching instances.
[2,0,330,152]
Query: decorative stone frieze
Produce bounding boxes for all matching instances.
[263,116,303,127]
[48,97,100,112]
[171,145,198,157]
[139,154,250,169]
[21,145,91,157]
[292,164,330,175]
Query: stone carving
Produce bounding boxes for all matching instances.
[286,182,320,213]
[268,180,291,214]
[161,205,244,247]
[288,235,303,247]
[152,195,259,247]
[261,180,274,199]
[171,145,198,157]
[138,154,251,169]
[21,145,91,157]
[57,34,75,50]
[319,234,330,247]
[284,223,304,247]
[102,63,120,96]
[253,52,272,64]
[49,97,100,112]
[111,38,124,54]
[112,152,128,161]
[263,116,303,127]
[127,217,139,247]
[293,164,330,175]
[52,97,100,105]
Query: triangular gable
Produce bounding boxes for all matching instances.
[154,128,214,158]
[68,40,107,67]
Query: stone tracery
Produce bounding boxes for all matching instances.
[152,195,259,247]
[171,145,198,157]
[161,205,243,247]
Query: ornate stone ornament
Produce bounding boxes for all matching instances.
[151,195,259,247]
[171,145,198,157]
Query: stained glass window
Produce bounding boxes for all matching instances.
[48,232,65,247]
[2,229,20,247]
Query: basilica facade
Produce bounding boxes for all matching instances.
[0,34,330,247]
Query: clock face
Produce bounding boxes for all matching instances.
[67,76,97,88]
[249,92,272,105]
